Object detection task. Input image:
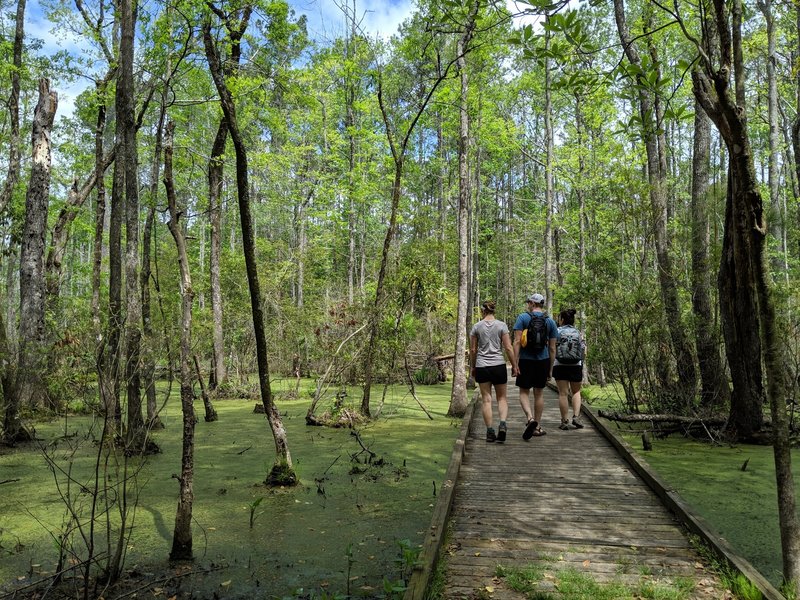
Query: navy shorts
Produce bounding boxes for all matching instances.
[475,364,508,385]
[516,359,550,390]
[553,364,582,383]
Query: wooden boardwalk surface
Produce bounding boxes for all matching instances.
[436,384,732,599]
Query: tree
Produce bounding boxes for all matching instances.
[164,120,197,561]
[690,98,730,411]
[3,78,57,443]
[680,0,800,588]
[205,6,251,391]
[450,0,480,417]
[203,3,296,485]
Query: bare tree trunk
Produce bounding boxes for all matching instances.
[691,100,730,411]
[5,78,57,441]
[118,0,144,450]
[203,11,296,484]
[142,99,167,430]
[209,119,228,389]
[544,16,554,313]
[92,82,110,412]
[449,1,479,418]
[107,122,124,424]
[164,121,196,561]
[575,92,590,384]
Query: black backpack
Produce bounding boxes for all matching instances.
[522,312,547,350]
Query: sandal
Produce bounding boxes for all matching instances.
[532,426,547,437]
[522,419,538,441]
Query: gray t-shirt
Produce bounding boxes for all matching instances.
[469,319,509,368]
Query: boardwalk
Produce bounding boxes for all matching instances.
[435,384,731,599]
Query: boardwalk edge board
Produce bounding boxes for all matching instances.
[404,391,478,600]
[581,402,787,600]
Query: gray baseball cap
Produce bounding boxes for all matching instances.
[526,293,545,304]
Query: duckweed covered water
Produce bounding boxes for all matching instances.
[0,380,462,597]
[616,425,800,588]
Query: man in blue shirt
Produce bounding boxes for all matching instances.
[513,293,558,439]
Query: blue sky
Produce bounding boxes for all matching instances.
[24,0,418,120]
[23,0,529,121]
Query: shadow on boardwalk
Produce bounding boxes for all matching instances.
[437,384,731,599]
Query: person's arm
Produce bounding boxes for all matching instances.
[513,329,522,372]
[503,331,518,377]
[469,334,478,378]
[548,320,557,377]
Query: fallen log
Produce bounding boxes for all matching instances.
[598,410,726,427]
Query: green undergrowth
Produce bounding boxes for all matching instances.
[0,378,461,598]
[494,563,697,599]
[584,384,800,590]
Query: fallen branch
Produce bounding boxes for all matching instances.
[0,478,20,485]
[404,355,433,420]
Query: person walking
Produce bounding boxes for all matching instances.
[513,293,558,440]
[553,308,586,430]
[469,300,519,443]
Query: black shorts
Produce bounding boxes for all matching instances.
[553,364,582,383]
[475,364,508,385]
[516,359,550,390]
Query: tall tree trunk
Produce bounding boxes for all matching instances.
[691,100,730,411]
[614,0,697,407]
[5,78,57,442]
[107,114,124,424]
[544,16,554,313]
[575,92,589,383]
[0,0,26,439]
[203,13,296,485]
[92,83,110,413]
[205,5,249,390]
[209,120,228,389]
[0,0,25,216]
[118,0,144,450]
[692,0,799,588]
[448,1,479,417]
[165,121,197,561]
[142,96,168,429]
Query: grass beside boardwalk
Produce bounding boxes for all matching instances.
[0,378,461,598]
[584,384,800,591]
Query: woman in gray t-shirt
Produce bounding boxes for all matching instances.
[469,300,519,443]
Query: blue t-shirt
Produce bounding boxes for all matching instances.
[513,311,558,361]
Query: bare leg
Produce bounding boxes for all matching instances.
[570,382,582,417]
[518,387,534,422]
[479,381,494,427]
[495,383,509,422]
[557,379,570,421]
[532,387,545,423]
